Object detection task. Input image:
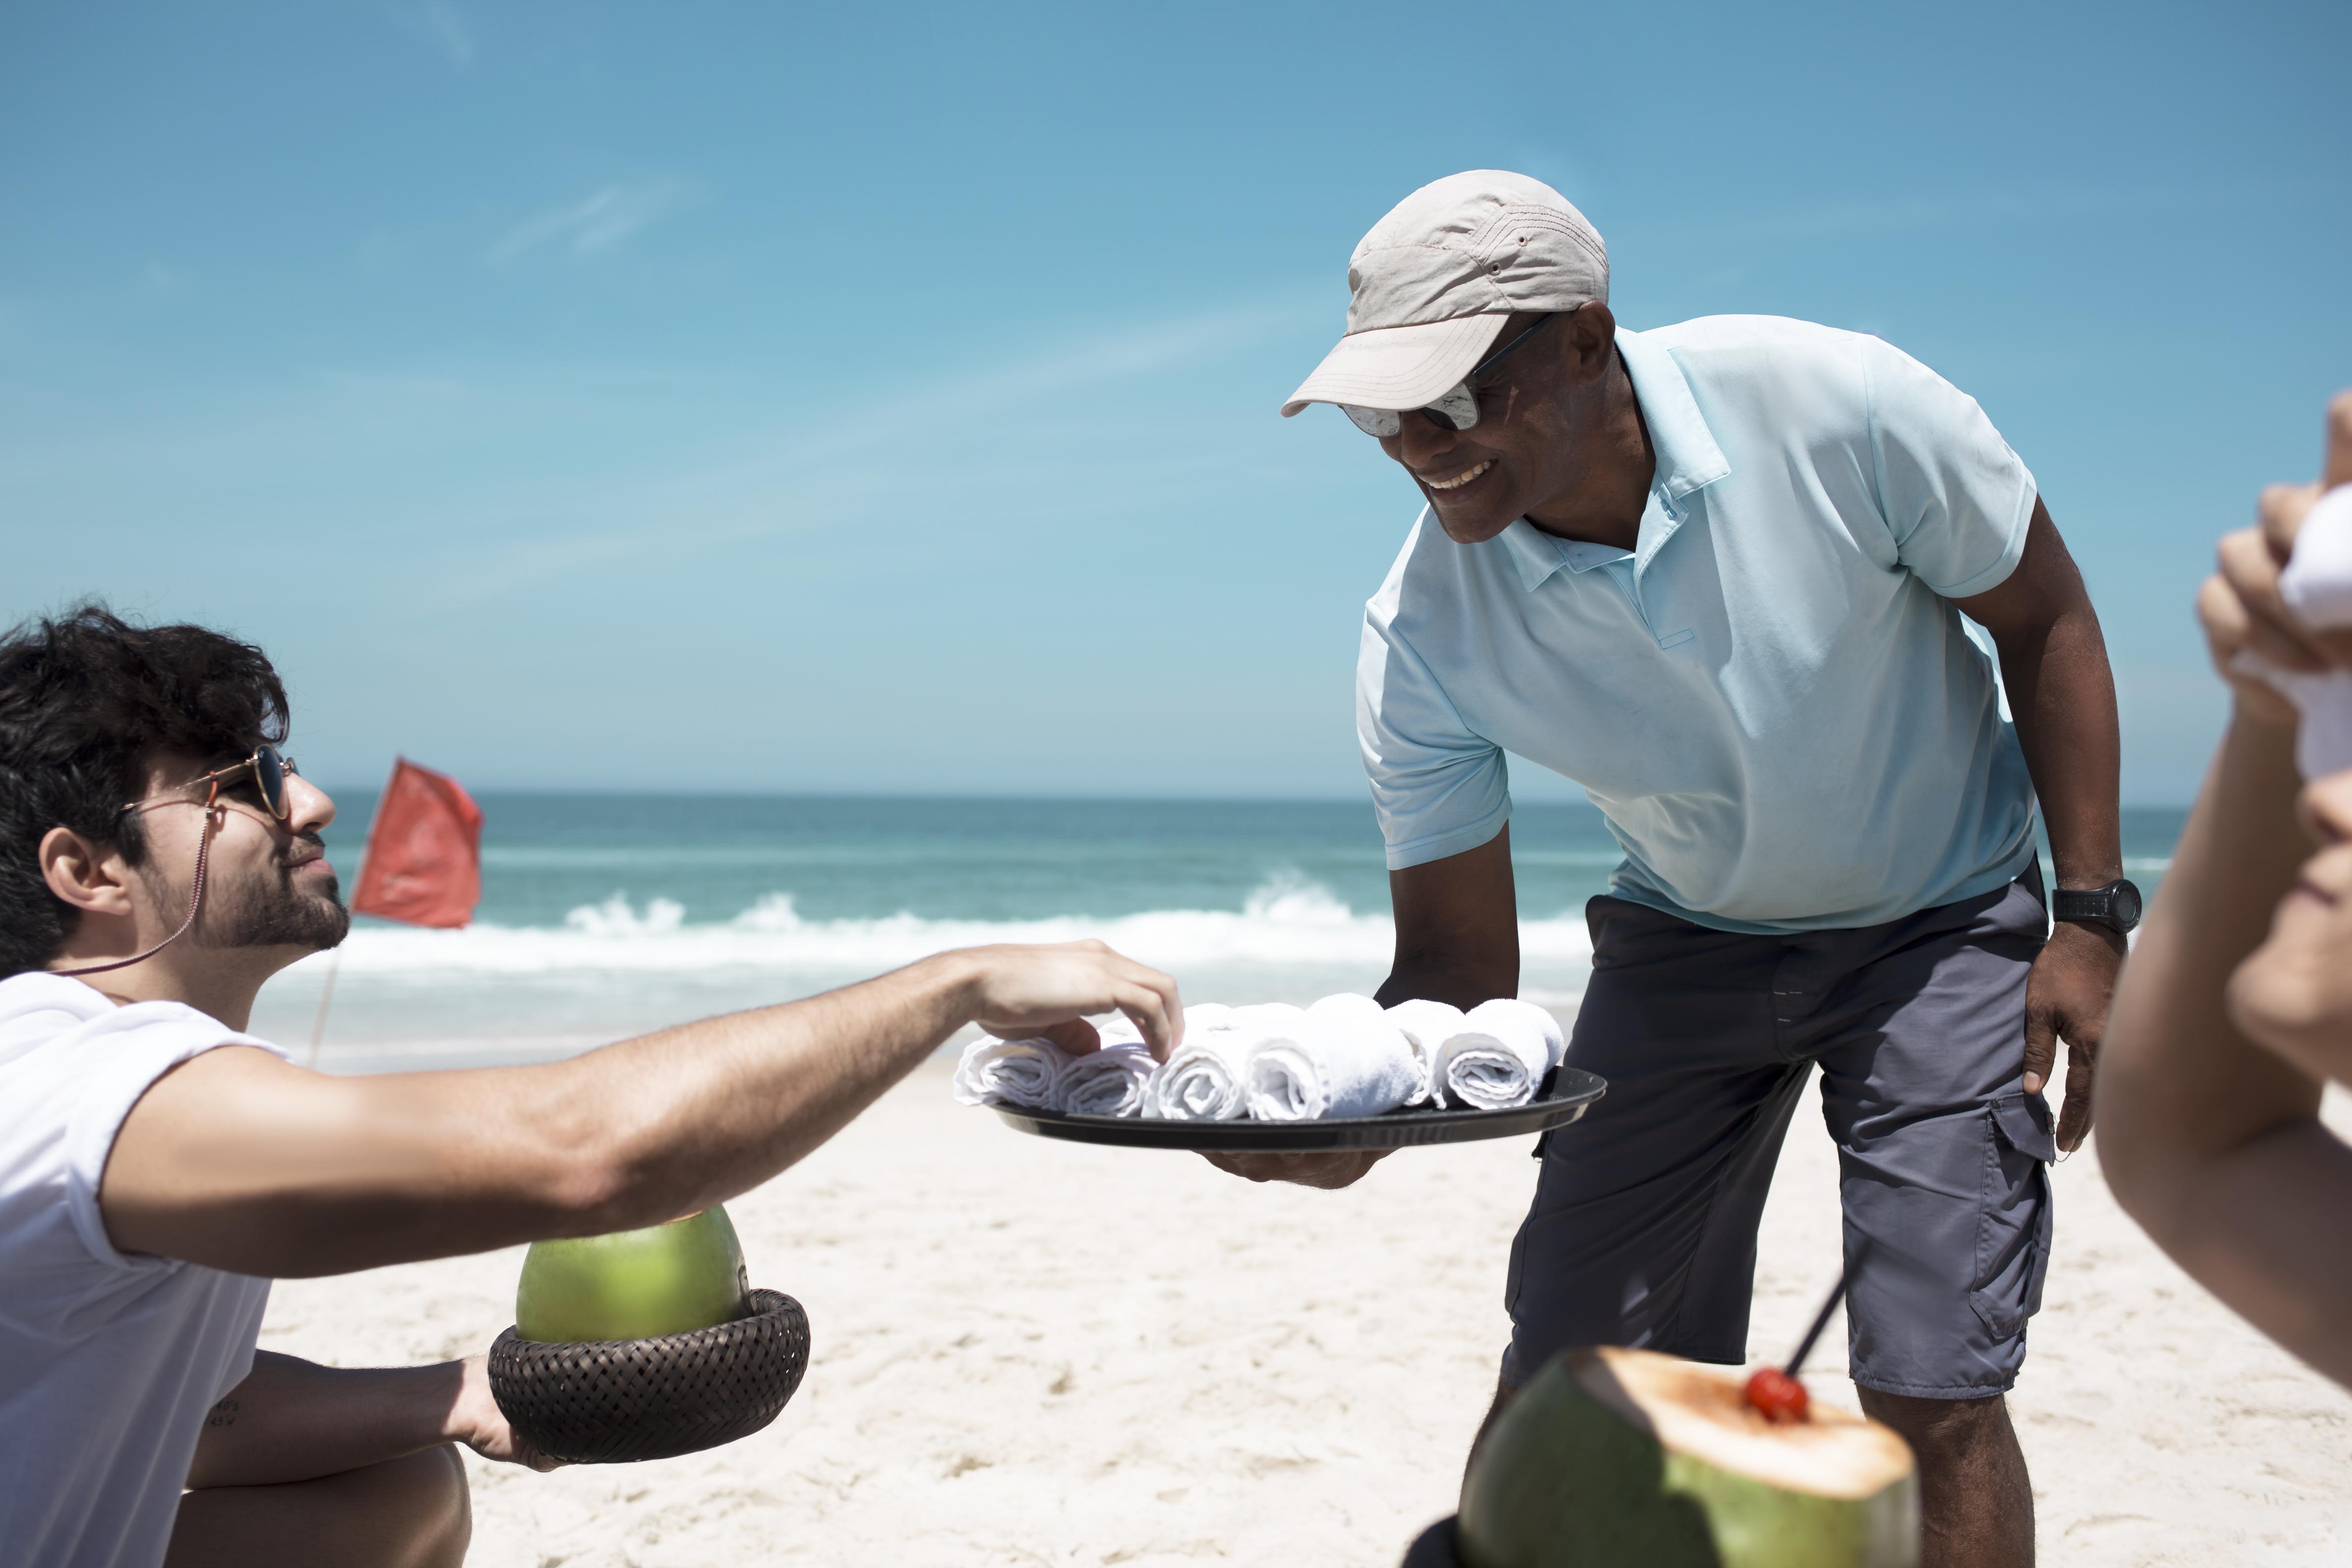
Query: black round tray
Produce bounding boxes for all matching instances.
[992,1067,1605,1152]
[488,1287,809,1464]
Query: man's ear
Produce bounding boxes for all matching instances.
[1563,302,1618,386]
[39,825,137,919]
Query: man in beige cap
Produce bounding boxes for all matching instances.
[1221,170,2134,1565]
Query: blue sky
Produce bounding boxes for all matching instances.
[2,0,2347,802]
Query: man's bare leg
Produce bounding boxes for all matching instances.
[1857,1388,2032,1568]
[166,1443,471,1568]
[1464,1379,1519,1486]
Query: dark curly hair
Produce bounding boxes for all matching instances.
[0,603,290,977]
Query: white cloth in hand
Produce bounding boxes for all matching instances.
[1384,998,1467,1105]
[952,1032,1069,1108]
[1144,1003,1252,1121]
[2238,484,2352,778]
[1434,998,1566,1111]
[1243,995,1421,1122]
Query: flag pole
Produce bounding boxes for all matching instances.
[306,778,383,1071]
[303,949,342,1070]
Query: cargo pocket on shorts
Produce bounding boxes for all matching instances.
[1969,1094,2056,1340]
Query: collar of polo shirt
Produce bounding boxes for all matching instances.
[1499,329,1734,593]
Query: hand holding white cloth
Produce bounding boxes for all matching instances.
[2237,484,2352,778]
[1243,995,1422,1122]
[1434,998,1566,1111]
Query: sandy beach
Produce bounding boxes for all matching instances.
[257,1057,2352,1567]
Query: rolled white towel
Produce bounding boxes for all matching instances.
[1385,998,1467,1105]
[1435,999,1567,1111]
[1305,992,1388,1029]
[953,1032,1070,1108]
[1090,1012,1146,1049]
[1145,1003,1254,1121]
[1059,1042,1158,1117]
[1244,996,1421,1122]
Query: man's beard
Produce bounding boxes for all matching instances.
[190,839,353,953]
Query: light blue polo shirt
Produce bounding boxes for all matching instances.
[1356,314,2041,933]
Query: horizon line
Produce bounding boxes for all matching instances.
[306,782,2202,812]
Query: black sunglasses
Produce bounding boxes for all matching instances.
[1339,312,1564,438]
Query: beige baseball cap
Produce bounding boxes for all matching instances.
[1281,170,1609,418]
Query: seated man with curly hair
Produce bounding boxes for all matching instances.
[0,604,1182,1568]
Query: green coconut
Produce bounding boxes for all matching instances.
[1459,1347,1918,1568]
[515,1206,751,1344]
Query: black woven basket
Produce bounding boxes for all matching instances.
[487,1288,810,1464]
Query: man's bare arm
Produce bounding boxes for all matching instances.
[1374,826,1521,1010]
[1955,499,2125,898]
[103,941,1179,1277]
[2099,710,2352,1386]
[185,1350,552,1490]
[1955,499,2126,1149]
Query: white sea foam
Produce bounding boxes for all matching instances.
[284,877,1595,979]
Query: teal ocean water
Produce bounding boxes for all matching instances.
[252,794,2188,1073]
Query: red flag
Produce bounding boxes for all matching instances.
[349,758,483,929]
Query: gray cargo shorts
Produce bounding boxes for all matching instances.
[1501,869,2055,1400]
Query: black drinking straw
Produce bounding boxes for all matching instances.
[1783,1266,1849,1378]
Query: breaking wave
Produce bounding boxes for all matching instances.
[287,878,1594,980]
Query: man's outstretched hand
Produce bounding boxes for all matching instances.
[2024,917,2126,1153]
[963,940,1185,1061]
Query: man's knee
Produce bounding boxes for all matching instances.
[388,1445,473,1568]
[1856,1387,2014,1458]
[168,1445,472,1568]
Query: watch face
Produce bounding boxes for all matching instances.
[2114,880,2143,929]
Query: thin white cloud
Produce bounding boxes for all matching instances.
[422,2,474,67]
[486,181,693,264]
[0,292,1327,603]
[431,297,1324,598]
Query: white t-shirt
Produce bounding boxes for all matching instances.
[0,972,285,1568]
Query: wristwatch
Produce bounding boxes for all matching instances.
[2051,879,2142,934]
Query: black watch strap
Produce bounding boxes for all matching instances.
[2051,878,2142,934]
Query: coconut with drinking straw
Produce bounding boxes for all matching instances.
[1408,1271,1917,1568]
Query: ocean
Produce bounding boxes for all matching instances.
[253,794,2189,1074]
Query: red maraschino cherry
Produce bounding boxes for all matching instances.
[1744,1366,1811,1423]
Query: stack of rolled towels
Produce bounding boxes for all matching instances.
[951,993,1566,1121]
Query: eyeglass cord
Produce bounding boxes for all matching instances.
[52,806,219,978]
